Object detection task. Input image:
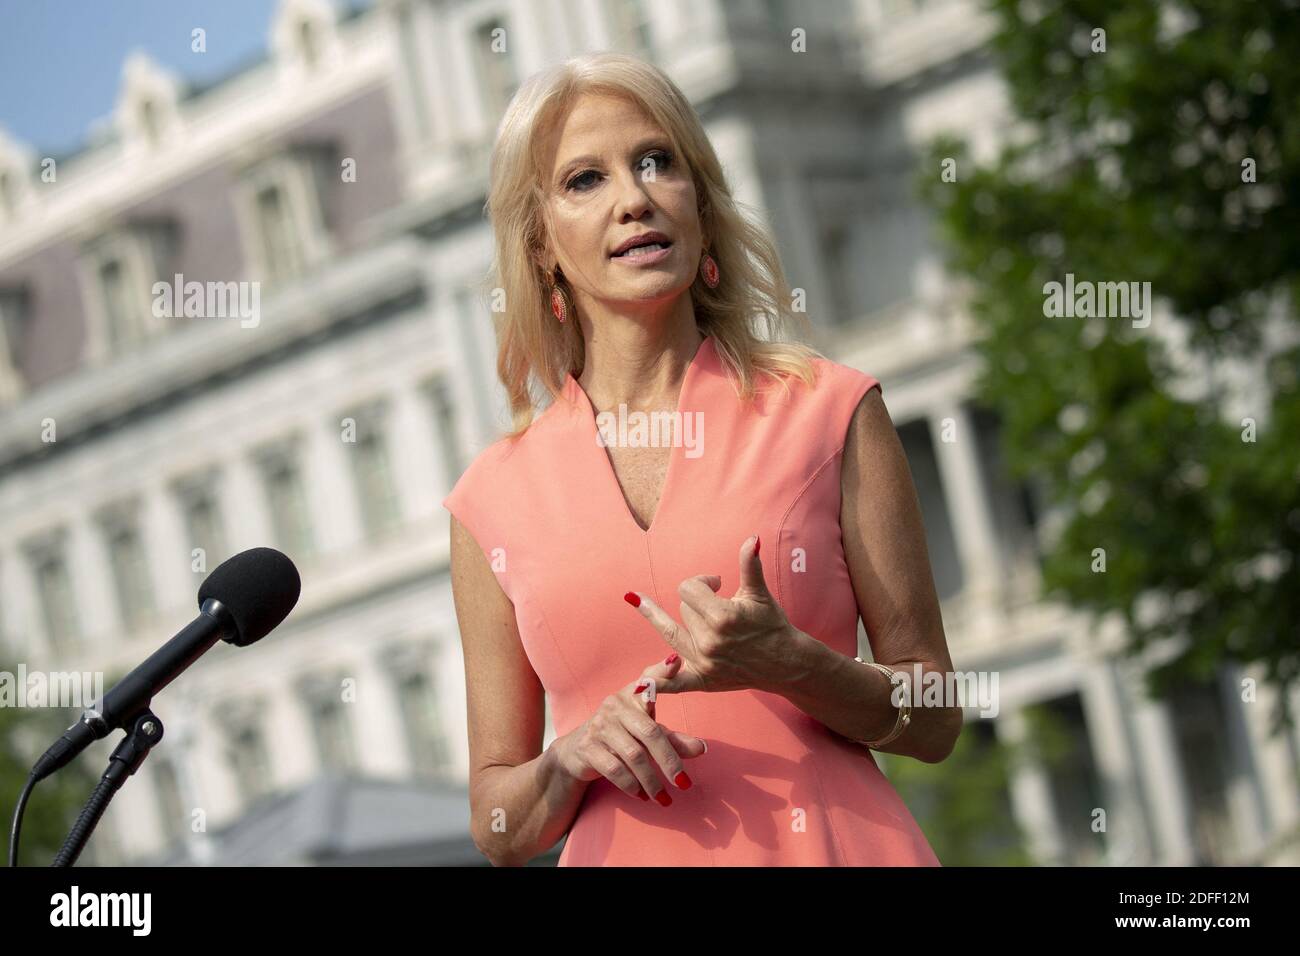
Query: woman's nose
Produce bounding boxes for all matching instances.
[611,167,654,220]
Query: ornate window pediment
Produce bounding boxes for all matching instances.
[115,52,182,154]
[76,217,181,364]
[236,142,338,287]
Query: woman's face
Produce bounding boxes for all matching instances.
[540,93,704,312]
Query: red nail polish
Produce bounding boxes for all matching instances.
[637,790,650,801]
[665,652,679,665]
[755,535,761,556]
[624,591,641,607]
[634,681,649,694]
[654,790,673,807]
[674,771,693,790]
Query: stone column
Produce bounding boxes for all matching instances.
[1118,662,1197,865]
[386,380,439,524]
[995,707,1067,865]
[1079,657,1155,864]
[928,403,1004,613]
[142,475,194,620]
[221,454,275,555]
[265,678,321,786]
[300,416,362,556]
[351,648,412,777]
[160,691,219,864]
[66,516,116,653]
[1232,662,1300,865]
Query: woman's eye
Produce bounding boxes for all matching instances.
[643,150,673,173]
[564,151,673,192]
[566,170,599,191]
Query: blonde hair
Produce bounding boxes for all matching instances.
[474,51,825,439]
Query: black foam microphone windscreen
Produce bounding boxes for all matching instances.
[198,547,301,647]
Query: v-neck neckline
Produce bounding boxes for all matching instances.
[563,334,714,537]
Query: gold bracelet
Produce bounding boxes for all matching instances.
[847,658,911,749]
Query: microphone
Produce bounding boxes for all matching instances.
[29,547,301,782]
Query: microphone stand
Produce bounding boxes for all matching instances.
[51,710,164,867]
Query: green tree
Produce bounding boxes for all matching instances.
[1,695,102,866]
[918,0,1300,731]
[879,724,1035,865]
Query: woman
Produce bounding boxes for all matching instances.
[443,52,960,866]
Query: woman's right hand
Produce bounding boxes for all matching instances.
[553,653,708,805]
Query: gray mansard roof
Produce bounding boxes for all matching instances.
[141,772,507,866]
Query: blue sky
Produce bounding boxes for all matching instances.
[0,0,369,158]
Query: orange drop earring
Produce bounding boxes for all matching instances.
[548,267,570,323]
[700,250,720,289]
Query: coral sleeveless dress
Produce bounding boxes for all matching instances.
[443,334,940,866]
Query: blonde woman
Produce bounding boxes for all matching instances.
[444,52,959,866]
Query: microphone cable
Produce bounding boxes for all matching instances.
[8,773,38,867]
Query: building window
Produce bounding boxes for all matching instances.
[473,16,518,123]
[99,256,142,350]
[138,98,161,148]
[970,405,1041,571]
[173,473,227,572]
[303,685,357,773]
[344,404,402,541]
[1169,674,1239,865]
[1026,694,1105,866]
[820,220,855,325]
[424,375,462,492]
[24,537,79,654]
[97,504,155,632]
[0,168,15,220]
[254,443,315,562]
[255,182,301,283]
[152,756,186,844]
[79,221,180,361]
[226,719,274,803]
[397,668,452,778]
[240,147,336,287]
[0,286,31,402]
[298,17,320,69]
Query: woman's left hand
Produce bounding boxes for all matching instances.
[624,535,810,694]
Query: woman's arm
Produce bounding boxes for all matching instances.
[449,514,589,866]
[776,387,963,763]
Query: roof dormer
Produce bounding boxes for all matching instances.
[115,52,182,154]
[272,0,342,78]
[0,127,35,228]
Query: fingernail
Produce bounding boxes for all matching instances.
[624,591,641,607]
[754,534,761,556]
[634,681,649,694]
[637,790,650,801]
[700,739,708,754]
[654,790,673,807]
[674,771,693,790]
[664,652,679,665]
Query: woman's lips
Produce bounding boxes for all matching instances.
[610,243,673,265]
